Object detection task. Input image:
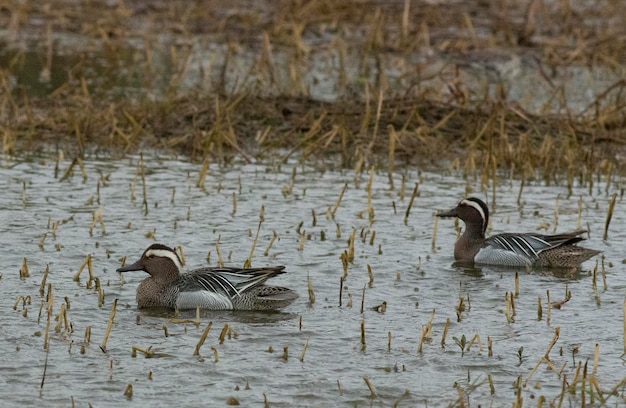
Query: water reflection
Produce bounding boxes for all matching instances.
[453,262,590,281]
[453,263,485,277]
[2,40,623,114]
[138,308,301,324]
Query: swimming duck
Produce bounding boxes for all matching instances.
[437,197,600,267]
[117,244,298,310]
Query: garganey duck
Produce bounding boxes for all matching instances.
[117,244,298,310]
[437,197,600,268]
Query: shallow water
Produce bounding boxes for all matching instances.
[2,32,623,116]
[1,153,625,407]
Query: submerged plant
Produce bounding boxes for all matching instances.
[517,346,525,366]
[453,334,467,357]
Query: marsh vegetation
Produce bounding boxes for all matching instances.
[1,1,625,406]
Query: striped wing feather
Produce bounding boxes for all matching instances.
[177,266,286,298]
[486,230,587,260]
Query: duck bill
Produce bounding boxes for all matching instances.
[116,259,145,273]
[436,207,458,218]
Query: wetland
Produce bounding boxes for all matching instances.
[1,1,626,406]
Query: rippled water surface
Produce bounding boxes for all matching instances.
[1,153,625,407]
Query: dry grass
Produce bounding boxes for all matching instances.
[1,0,625,176]
[7,93,625,173]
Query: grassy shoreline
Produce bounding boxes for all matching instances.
[1,0,625,179]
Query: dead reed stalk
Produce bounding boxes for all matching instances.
[194,322,213,356]
[604,193,617,240]
[100,298,118,352]
[244,219,263,268]
[404,183,419,225]
[307,272,315,304]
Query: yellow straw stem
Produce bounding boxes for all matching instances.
[215,235,224,267]
[196,157,209,189]
[218,323,229,344]
[331,184,348,219]
[299,340,308,362]
[43,308,52,351]
[244,220,263,268]
[100,298,118,352]
[417,325,426,354]
[387,125,396,190]
[404,183,419,225]
[441,318,450,348]
[592,343,599,375]
[20,257,29,278]
[73,254,91,282]
[263,230,278,257]
[467,334,483,352]
[604,193,617,240]
[363,377,376,398]
[307,272,315,304]
[194,322,213,356]
[13,295,25,311]
[544,326,560,359]
[298,230,305,251]
[54,303,66,334]
[368,230,376,246]
[84,326,91,345]
[348,229,356,262]
[124,384,133,398]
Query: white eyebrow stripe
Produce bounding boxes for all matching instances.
[145,249,183,270]
[460,199,487,233]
